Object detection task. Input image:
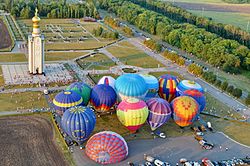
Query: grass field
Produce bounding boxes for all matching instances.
[0,92,48,112]
[89,73,119,84]
[0,53,26,62]
[0,17,14,51]
[148,71,184,80]
[45,51,88,61]
[107,41,164,68]
[77,53,116,70]
[189,10,250,32]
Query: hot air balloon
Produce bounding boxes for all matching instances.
[176,80,204,96]
[171,96,199,127]
[140,74,159,98]
[146,98,172,131]
[158,74,179,102]
[117,98,149,132]
[66,82,91,106]
[115,74,147,100]
[182,89,206,113]
[90,84,117,112]
[61,106,96,144]
[97,76,116,89]
[85,131,128,165]
[53,90,83,115]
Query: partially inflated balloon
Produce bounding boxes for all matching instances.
[85,131,128,165]
[61,106,96,144]
[158,74,179,102]
[171,96,199,127]
[53,90,83,115]
[182,89,206,113]
[140,74,159,98]
[97,76,116,89]
[90,84,117,112]
[146,98,172,131]
[115,74,147,100]
[176,80,204,96]
[117,98,149,132]
[66,82,91,106]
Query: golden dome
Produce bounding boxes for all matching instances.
[32,8,40,23]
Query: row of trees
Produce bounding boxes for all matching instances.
[143,39,162,53]
[223,0,250,3]
[202,72,243,98]
[92,26,119,39]
[1,0,99,19]
[162,50,185,66]
[187,63,203,77]
[129,0,250,48]
[97,0,250,73]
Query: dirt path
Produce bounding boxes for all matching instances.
[0,114,68,166]
[0,18,12,49]
[171,2,250,13]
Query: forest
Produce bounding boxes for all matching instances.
[97,0,250,73]
[0,0,99,19]
[128,0,250,48]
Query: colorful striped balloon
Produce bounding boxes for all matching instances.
[53,90,83,115]
[176,80,204,96]
[117,98,149,133]
[146,98,172,131]
[66,82,91,106]
[171,96,199,127]
[90,84,117,112]
[85,131,128,165]
[61,106,96,144]
[115,74,147,100]
[182,89,206,113]
[140,74,159,98]
[158,74,179,102]
[98,76,116,89]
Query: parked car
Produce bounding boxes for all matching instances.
[145,162,153,166]
[196,132,204,136]
[154,159,170,166]
[144,154,155,163]
[202,158,214,166]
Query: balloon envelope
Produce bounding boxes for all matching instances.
[61,106,96,144]
[90,84,117,112]
[53,90,83,114]
[182,89,206,113]
[115,74,147,100]
[177,80,204,96]
[158,74,179,102]
[171,96,199,127]
[140,74,159,98]
[98,76,116,89]
[117,98,149,132]
[146,98,172,131]
[85,131,128,165]
[66,82,91,106]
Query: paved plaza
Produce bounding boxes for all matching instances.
[2,64,73,85]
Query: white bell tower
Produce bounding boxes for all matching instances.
[28,8,45,74]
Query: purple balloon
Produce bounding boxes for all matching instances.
[146,98,172,131]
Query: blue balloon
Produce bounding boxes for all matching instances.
[115,74,147,100]
[90,84,117,112]
[61,106,96,144]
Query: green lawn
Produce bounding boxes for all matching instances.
[0,53,26,62]
[189,10,250,32]
[0,92,48,112]
[46,40,114,51]
[148,71,184,80]
[107,41,164,68]
[76,53,116,70]
[45,51,88,61]
[0,66,4,87]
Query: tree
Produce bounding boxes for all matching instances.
[226,85,234,94]
[245,93,250,106]
[232,88,242,98]
[221,81,228,91]
[215,79,222,87]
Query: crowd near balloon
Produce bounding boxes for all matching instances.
[52,73,206,164]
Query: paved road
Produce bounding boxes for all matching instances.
[72,132,250,166]
[127,37,250,118]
